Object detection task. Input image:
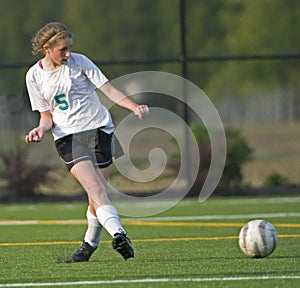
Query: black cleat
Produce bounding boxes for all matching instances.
[112,233,134,260]
[70,241,97,262]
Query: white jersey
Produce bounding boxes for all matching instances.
[26,53,114,140]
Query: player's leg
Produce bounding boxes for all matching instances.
[69,161,108,262]
[71,160,111,206]
[67,129,133,261]
[91,167,125,236]
[55,133,111,262]
[70,205,102,262]
[70,161,134,261]
[79,167,128,259]
[76,168,109,258]
[84,205,103,247]
[92,167,134,260]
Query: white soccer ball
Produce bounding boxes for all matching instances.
[238,219,278,258]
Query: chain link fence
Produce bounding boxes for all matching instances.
[1,55,300,200]
[1,0,300,199]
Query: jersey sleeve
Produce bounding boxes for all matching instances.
[78,54,109,89]
[26,68,50,112]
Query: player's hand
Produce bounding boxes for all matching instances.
[134,105,149,120]
[25,127,45,143]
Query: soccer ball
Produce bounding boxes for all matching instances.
[238,219,278,258]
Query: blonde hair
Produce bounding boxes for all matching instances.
[31,22,72,55]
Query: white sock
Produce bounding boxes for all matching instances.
[96,205,126,237]
[84,206,103,248]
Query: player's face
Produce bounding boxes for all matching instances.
[45,38,73,67]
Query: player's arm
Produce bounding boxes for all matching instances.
[100,82,149,119]
[25,110,53,143]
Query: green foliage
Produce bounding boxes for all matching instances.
[222,127,253,186]
[264,171,289,187]
[190,121,209,141]
[189,121,253,189]
[206,0,300,96]
[1,0,300,94]
[0,141,54,200]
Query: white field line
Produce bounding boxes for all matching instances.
[0,220,86,226]
[0,275,300,287]
[1,212,300,226]
[123,212,300,222]
[202,196,300,205]
[116,197,300,208]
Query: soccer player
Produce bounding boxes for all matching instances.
[25,22,149,262]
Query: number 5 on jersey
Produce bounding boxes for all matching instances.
[54,94,69,111]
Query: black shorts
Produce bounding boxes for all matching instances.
[55,128,123,171]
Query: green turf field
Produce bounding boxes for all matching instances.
[0,196,299,287]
